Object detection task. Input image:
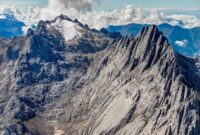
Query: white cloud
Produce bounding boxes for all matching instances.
[1,1,200,34]
[39,0,95,21]
[39,4,165,29]
[77,5,144,29]
[38,2,200,29]
[57,0,93,11]
[175,39,189,47]
[0,15,6,19]
[0,5,39,33]
[166,14,200,28]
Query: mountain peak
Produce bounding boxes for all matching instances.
[138,25,161,38]
[108,24,177,77]
[2,17,200,135]
[135,25,172,62]
[56,14,73,21]
[45,16,84,41]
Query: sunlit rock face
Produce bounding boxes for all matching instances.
[0,15,200,135]
[107,23,200,57]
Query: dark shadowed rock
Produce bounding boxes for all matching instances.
[0,15,200,135]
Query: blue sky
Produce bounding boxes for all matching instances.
[0,0,200,11]
[96,0,200,11]
[0,0,47,8]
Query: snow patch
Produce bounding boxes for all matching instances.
[50,18,82,41]
[175,39,188,47]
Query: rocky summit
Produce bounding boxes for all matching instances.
[0,15,200,135]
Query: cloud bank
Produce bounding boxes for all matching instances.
[0,0,200,33]
[56,0,93,11]
[39,0,200,29]
[39,0,95,21]
[0,5,39,33]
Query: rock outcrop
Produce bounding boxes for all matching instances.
[0,15,200,135]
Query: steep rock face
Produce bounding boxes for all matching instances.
[82,26,200,135]
[107,23,200,57]
[0,15,115,135]
[0,16,200,135]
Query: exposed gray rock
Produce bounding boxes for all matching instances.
[0,15,200,135]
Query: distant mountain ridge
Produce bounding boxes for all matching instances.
[0,14,25,38]
[107,23,200,57]
[0,14,200,57]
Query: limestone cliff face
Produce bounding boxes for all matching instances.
[0,16,200,135]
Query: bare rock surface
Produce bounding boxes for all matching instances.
[0,15,200,135]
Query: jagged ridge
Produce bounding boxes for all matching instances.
[0,15,200,135]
